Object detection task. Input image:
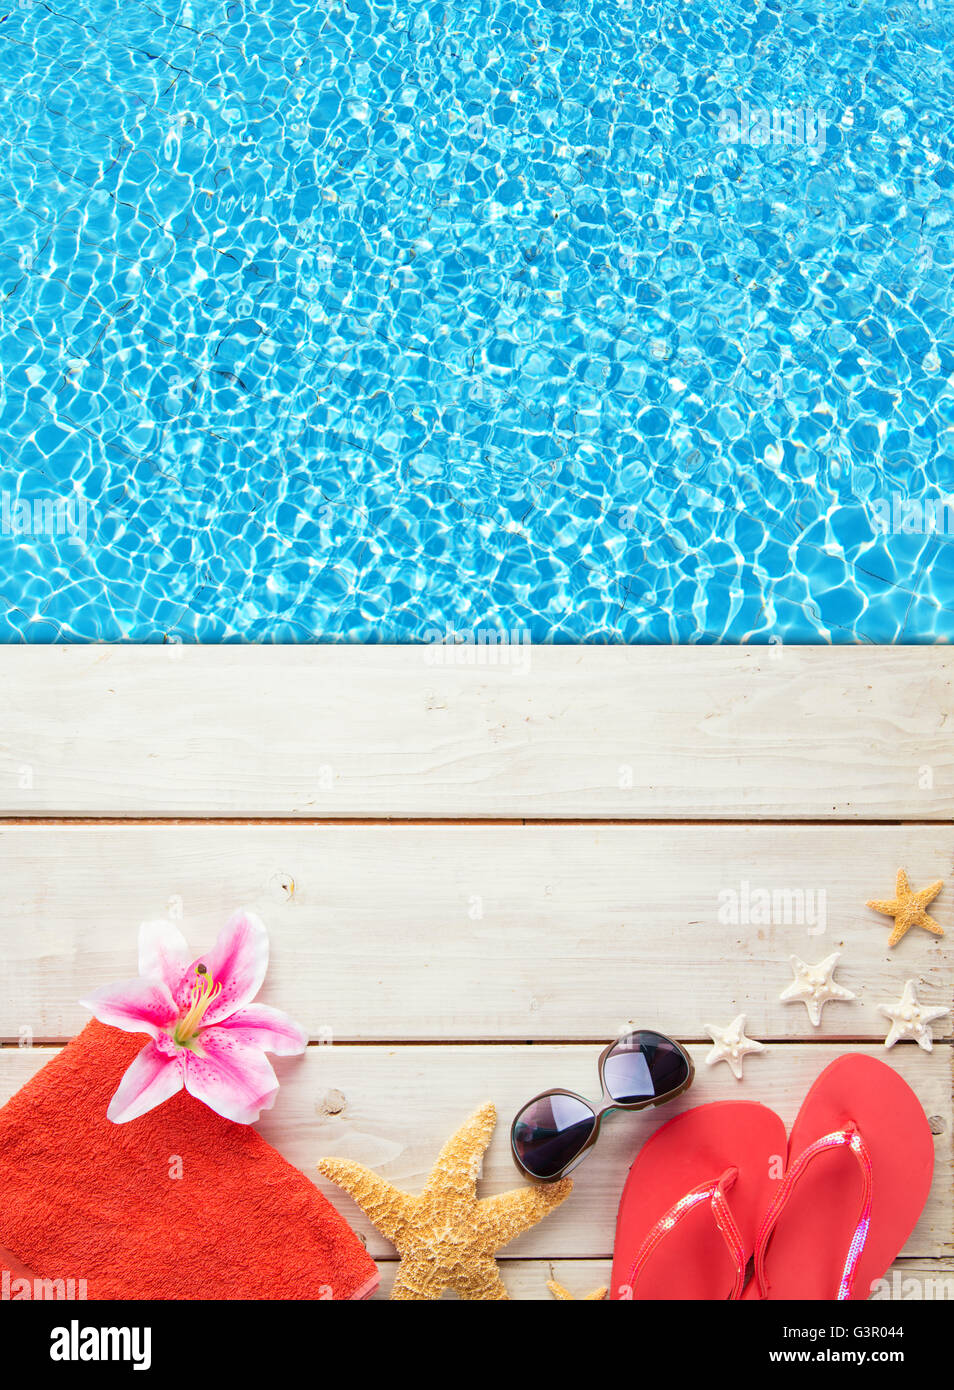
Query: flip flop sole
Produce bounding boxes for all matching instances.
[756,1054,935,1300]
[611,1101,787,1300]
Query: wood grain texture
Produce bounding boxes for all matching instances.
[1,1043,949,1261]
[2,822,950,1042]
[1,646,951,819]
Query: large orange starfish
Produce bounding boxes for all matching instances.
[318,1103,572,1300]
[866,869,945,948]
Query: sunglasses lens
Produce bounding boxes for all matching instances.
[604,1030,690,1104]
[512,1093,597,1179]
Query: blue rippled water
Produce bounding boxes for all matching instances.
[0,0,953,642]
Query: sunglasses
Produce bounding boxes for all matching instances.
[510,1029,694,1182]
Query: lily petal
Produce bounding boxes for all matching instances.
[183,1026,279,1124]
[138,919,191,994]
[177,909,269,1025]
[80,976,178,1039]
[221,1003,308,1055]
[107,1040,184,1123]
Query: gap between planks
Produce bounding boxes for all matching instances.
[0,817,925,826]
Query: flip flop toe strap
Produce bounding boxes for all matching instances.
[622,1167,747,1300]
[754,1122,874,1300]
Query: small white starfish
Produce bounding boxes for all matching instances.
[704,1013,767,1080]
[879,980,951,1053]
[779,951,857,1027]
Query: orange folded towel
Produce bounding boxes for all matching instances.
[0,1020,378,1300]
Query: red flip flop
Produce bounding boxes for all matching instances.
[610,1101,787,1300]
[749,1055,935,1300]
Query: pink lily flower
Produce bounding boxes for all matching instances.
[80,911,307,1125]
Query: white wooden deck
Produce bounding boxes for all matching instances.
[1,647,952,1299]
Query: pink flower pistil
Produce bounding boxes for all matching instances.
[172,964,223,1050]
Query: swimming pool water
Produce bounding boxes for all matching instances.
[1,0,953,643]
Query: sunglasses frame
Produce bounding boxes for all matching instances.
[510,1030,695,1182]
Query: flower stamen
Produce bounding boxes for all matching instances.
[172,964,223,1048]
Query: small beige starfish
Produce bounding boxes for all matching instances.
[866,869,945,948]
[318,1103,572,1300]
[779,951,857,1027]
[879,979,952,1053]
[547,1279,607,1300]
[704,1013,767,1080]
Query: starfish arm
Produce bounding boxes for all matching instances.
[866,897,900,916]
[317,1159,413,1244]
[805,998,822,1027]
[879,1010,903,1047]
[547,1279,573,1300]
[830,983,857,1002]
[478,1177,573,1248]
[920,1006,953,1026]
[779,981,807,1003]
[917,912,945,938]
[546,1278,606,1299]
[390,1255,450,1300]
[915,878,944,908]
[422,1101,497,1199]
[896,869,911,896]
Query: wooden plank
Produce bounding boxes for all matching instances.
[373,1257,954,1300]
[373,1259,613,1300]
[1,1043,949,1260]
[1,647,951,819]
[2,823,951,1042]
